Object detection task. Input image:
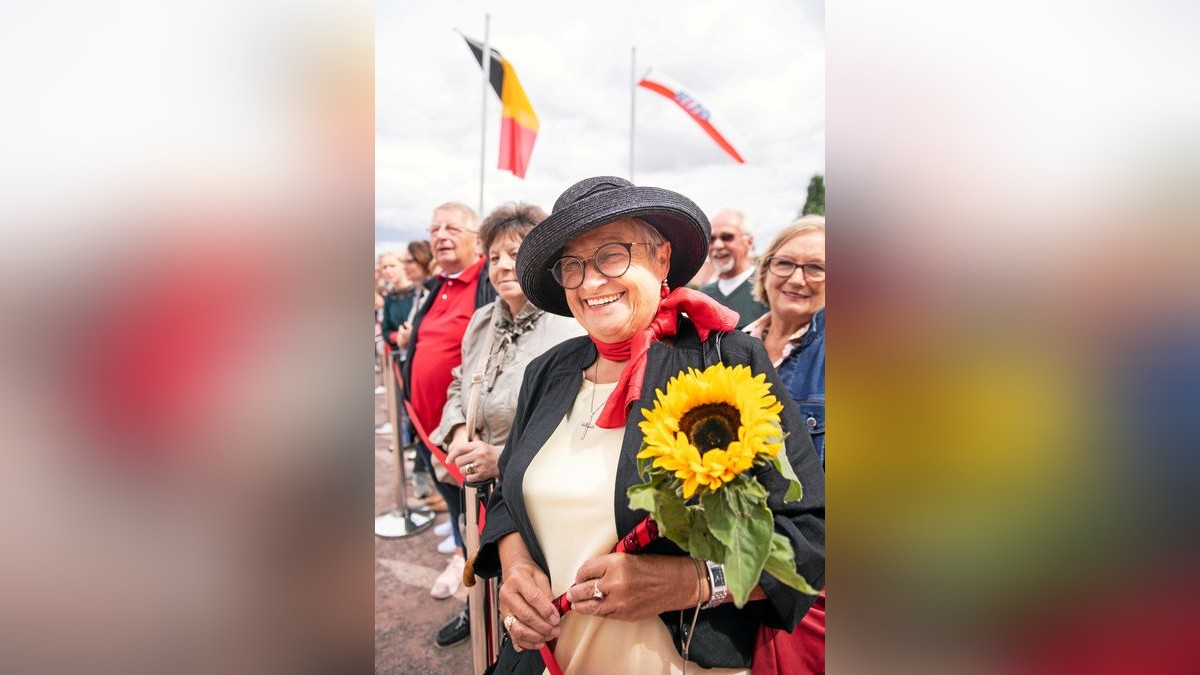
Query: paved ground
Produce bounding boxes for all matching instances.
[375,373,474,675]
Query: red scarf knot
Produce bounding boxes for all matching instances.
[590,287,738,428]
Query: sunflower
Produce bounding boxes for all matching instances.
[638,363,785,498]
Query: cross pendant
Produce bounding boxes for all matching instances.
[579,420,595,440]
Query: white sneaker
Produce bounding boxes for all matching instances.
[434,520,453,537]
[430,555,465,599]
[375,422,393,435]
[437,534,458,555]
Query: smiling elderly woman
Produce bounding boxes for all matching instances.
[745,216,826,464]
[471,177,826,674]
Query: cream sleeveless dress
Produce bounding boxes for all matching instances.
[522,376,747,675]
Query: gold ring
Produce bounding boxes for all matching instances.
[592,579,604,600]
[503,614,517,632]
[465,462,475,475]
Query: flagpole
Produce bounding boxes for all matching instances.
[629,46,636,181]
[479,14,491,217]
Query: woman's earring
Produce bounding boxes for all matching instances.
[660,279,670,298]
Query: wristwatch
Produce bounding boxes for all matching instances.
[700,560,728,610]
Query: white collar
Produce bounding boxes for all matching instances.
[716,266,756,295]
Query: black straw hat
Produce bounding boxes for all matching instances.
[516,176,711,316]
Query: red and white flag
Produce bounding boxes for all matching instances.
[638,68,746,164]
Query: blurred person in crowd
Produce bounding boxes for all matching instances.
[377,250,424,475]
[375,253,404,431]
[375,266,384,338]
[390,239,439,497]
[376,264,389,296]
[377,251,411,350]
[426,203,585,647]
[399,202,497,631]
[473,177,825,672]
[375,269,385,380]
[699,209,768,328]
[375,264,387,350]
[390,240,440,350]
[401,239,438,318]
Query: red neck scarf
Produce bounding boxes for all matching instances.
[590,287,739,428]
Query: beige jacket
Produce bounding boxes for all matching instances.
[431,297,585,453]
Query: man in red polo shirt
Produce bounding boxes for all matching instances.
[407,203,486,457]
[399,200,496,647]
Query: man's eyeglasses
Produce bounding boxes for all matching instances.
[766,257,825,282]
[550,242,653,289]
[428,223,474,237]
[711,232,742,243]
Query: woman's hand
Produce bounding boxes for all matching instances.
[446,439,500,482]
[564,554,703,622]
[498,533,561,651]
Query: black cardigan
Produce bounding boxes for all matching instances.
[474,321,826,672]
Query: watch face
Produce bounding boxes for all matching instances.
[708,561,726,585]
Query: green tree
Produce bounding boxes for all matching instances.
[801,174,824,216]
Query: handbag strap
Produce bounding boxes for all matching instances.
[703,329,726,368]
[463,319,499,443]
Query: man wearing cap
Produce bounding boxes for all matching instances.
[698,209,768,329]
[400,200,496,646]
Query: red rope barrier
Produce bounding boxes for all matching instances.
[538,518,660,673]
[388,347,492,532]
[401,395,465,486]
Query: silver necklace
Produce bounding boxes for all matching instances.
[579,362,609,440]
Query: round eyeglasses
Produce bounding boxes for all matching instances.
[550,242,653,289]
[766,257,825,282]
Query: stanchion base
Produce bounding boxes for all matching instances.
[375,508,435,538]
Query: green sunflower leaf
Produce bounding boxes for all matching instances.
[655,488,693,545]
[762,532,821,595]
[687,509,724,562]
[770,452,804,504]
[739,474,769,501]
[703,486,773,607]
[627,481,658,515]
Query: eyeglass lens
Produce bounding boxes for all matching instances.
[768,257,825,281]
[552,243,635,289]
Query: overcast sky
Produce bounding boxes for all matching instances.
[376,0,824,254]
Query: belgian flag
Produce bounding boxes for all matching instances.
[462,35,540,179]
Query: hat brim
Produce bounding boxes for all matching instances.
[517,186,710,316]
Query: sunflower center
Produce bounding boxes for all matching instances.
[679,403,741,452]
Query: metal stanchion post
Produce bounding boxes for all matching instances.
[375,349,434,538]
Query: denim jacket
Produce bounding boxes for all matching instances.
[774,309,825,464]
[777,309,825,461]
